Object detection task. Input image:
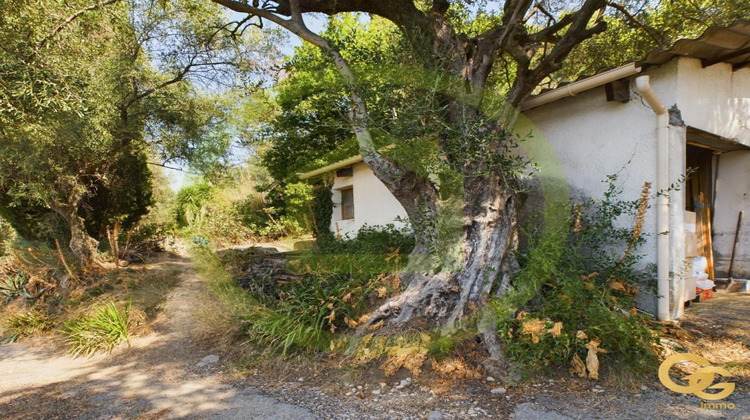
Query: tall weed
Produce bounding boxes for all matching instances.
[501,177,659,374]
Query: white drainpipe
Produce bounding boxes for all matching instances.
[634,75,671,321]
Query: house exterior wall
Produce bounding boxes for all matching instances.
[674,58,750,279]
[518,57,750,315]
[676,58,750,147]
[329,162,408,237]
[519,76,665,315]
[713,150,750,278]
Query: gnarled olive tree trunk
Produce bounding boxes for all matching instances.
[50,202,100,266]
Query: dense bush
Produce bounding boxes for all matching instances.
[195,224,414,355]
[174,174,315,244]
[499,176,659,374]
[305,223,415,277]
[317,223,415,255]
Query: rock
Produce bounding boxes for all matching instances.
[297,377,304,382]
[379,382,387,388]
[427,411,444,420]
[491,387,507,394]
[511,403,575,420]
[486,376,496,382]
[197,355,219,367]
[481,358,522,386]
[395,378,412,390]
[371,389,381,395]
[467,407,477,416]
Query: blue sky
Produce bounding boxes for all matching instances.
[164,11,329,191]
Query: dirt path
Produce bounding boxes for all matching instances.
[0,249,313,420]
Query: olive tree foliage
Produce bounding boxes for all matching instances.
[553,0,750,83]
[0,0,280,265]
[260,15,413,182]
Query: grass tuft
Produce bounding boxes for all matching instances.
[2,309,52,343]
[63,301,131,357]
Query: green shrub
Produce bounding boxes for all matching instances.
[2,310,52,343]
[306,224,414,275]
[500,176,659,374]
[174,182,214,228]
[234,225,414,354]
[63,301,131,357]
[0,271,33,303]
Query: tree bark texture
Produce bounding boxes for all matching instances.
[51,202,100,266]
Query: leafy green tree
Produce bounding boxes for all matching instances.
[261,15,409,181]
[210,0,616,375]
[0,0,278,264]
[553,0,750,83]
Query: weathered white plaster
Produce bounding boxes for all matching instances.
[713,150,750,278]
[329,162,408,238]
[677,58,750,146]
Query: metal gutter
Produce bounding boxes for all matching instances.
[521,63,642,111]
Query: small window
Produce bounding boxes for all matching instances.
[340,187,354,220]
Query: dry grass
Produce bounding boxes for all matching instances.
[189,286,242,350]
[683,337,750,379]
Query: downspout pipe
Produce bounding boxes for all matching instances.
[635,75,671,321]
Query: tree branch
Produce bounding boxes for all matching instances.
[606,2,668,48]
[37,0,122,50]
[509,0,608,106]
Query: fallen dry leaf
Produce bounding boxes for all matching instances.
[521,318,546,335]
[344,317,358,329]
[576,330,588,340]
[586,348,600,380]
[570,353,587,378]
[516,311,529,320]
[548,322,563,337]
[325,309,336,322]
[584,339,607,380]
[609,281,627,293]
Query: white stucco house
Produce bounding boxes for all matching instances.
[299,22,750,321]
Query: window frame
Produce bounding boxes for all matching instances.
[339,186,355,220]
